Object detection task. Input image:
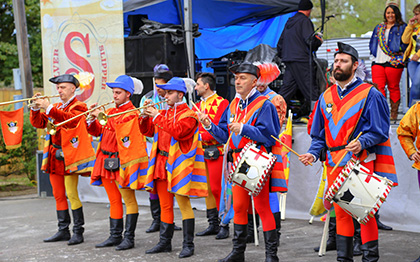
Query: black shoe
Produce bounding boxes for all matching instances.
[174,222,182,231]
[336,235,353,262]
[374,213,392,230]
[216,224,229,240]
[146,198,160,233]
[116,213,138,251]
[196,208,220,236]
[95,217,123,248]
[146,222,174,254]
[68,207,84,245]
[263,229,279,262]
[246,214,259,243]
[314,217,336,252]
[413,256,420,262]
[44,210,71,242]
[361,240,379,262]
[179,219,195,258]
[218,224,247,262]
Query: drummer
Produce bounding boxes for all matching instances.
[198,62,281,262]
[299,42,398,261]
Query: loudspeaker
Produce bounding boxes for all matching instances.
[210,61,236,102]
[127,14,148,36]
[125,34,187,78]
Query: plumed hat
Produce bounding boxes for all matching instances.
[229,62,260,78]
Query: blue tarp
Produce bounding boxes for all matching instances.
[123,0,298,70]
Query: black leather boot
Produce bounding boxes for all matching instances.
[246,214,259,243]
[115,213,138,251]
[374,212,392,230]
[264,229,279,262]
[68,207,84,245]
[273,212,281,246]
[44,209,71,242]
[361,240,379,262]
[353,219,362,256]
[179,218,195,258]
[95,217,123,248]
[146,198,160,233]
[196,208,220,236]
[216,224,230,239]
[314,216,337,252]
[336,234,354,262]
[218,223,247,262]
[146,222,174,254]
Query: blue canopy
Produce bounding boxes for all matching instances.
[123,0,299,70]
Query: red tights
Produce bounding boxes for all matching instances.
[327,163,378,244]
[232,183,275,231]
[205,157,223,210]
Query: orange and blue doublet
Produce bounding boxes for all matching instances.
[30,98,87,176]
[88,101,148,189]
[139,102,208,198]
[308,78,397,183]
[206,91,284,191]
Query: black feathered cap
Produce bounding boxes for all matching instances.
[49,74,80,87]
[229,62,260,78]
[335,42,359,60]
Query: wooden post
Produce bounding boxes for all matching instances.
[12,0,34,111]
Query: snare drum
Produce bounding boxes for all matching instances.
[228,143,277,197]
[325,157,394,224]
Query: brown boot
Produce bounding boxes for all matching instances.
[390,99,400,121]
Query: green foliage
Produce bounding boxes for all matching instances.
[0,0,42,88]
[0,112,38,182]
[312,0,420,39]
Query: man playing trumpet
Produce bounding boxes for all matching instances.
[30,74,88,245]
[87,75,148,251]
[139,77,208,258]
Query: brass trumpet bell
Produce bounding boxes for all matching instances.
[97,112,108,126]
[47,121,57,136]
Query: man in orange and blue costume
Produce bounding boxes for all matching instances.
[300,42,397,262]
[199,62,282,262]
[87,75,148,251]
[140,77,207,259]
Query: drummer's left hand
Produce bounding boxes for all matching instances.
[228,122,242,135]
[345,140,362,155]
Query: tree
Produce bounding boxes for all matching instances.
[311,0,419,39]
[0,0,42,88]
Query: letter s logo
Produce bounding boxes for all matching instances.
[64,32,94,101]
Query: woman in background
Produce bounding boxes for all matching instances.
[370,2,407,121]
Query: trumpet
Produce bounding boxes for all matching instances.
[47,101,114,135]
[97,100,167,126]
[0,95,60,108]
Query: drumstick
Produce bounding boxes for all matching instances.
[192,101,211,127]
[225,113,242,149]
[270,135,313,166]
[330,132,363,175]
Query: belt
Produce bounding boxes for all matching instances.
[203,143,223,149]
[101,149,119,157]
[52,144,62,149]
[328,145,346,152]
[157,150,169,157]
[229,148,243,154]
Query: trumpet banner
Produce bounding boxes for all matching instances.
[0,108,24,149]
[278,114,293,187]
[115,117,148,189]
[40,0,124,106]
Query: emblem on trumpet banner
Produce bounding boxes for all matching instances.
[229,114,235,123]
[70,136,79,148]
[122,136,131,148]
[326,103,333,114]
[7,121,18,134]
